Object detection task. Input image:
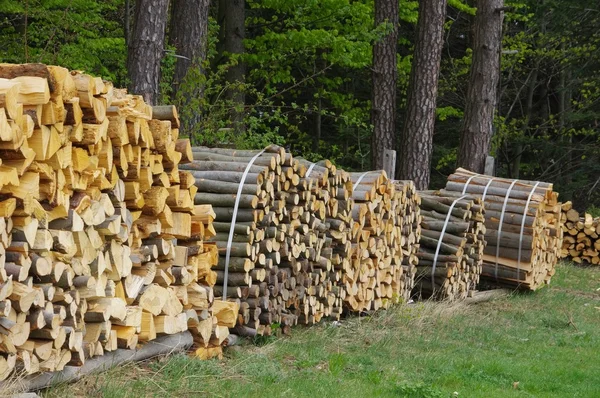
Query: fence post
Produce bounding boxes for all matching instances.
[383,149,396,179]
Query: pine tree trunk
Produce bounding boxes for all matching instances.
[127,0,170,105]
[371,0,398,171]
[398,0,447,189]
[169,0,210,137]
[457,0,504,173]
[218,0,246,133]
[169,0,210,98]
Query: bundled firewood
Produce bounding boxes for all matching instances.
[443,168,563,290]
[560,202,600,265]
[414,191,485,300]
[346,171,417,312]
[0,63,237,377]
[182,146,294,334]
[184,148,359,333]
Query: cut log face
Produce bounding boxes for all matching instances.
[443,168,563,290]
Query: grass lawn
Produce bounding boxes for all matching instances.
[44,262,600,398]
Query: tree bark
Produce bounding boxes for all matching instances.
[127,0,170,105]
[398,0,447,189]
[218,0,246,133]
[169,0,209,98]
[169,0,210,136]
[371,0,398,171]
[457,0,504,173]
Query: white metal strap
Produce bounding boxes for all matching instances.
[432,195,468,287]
[461,173,481,194]
[494,179,519,280]
[517,182,541,277]
[481,178,496,201]
[305,162,317,178]
[352,171,373,191]
[223,148,267,300]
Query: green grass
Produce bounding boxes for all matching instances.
[44,262,600,398]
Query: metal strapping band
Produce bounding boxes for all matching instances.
[494,180,519,281]
[461,173,481,194]
[481,178,496,201]
[305,162,317,178]
[517,182,541,278]
[222,148,267,300]
[352,171,373,191]
[432,195,468,287]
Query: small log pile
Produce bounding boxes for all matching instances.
[0,63,236,378]
[560,202,600,265]
[414,191,485,300]
[443,168,563,290]
[346,171,418,312]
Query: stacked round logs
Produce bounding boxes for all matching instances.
[560,202,600,265]
[443,168,563,290]
[0,63,235,379]
[346,171,417,312]
[414,191,485,300]
[183,146,354,334]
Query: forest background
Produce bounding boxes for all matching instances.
[1,0,599,211]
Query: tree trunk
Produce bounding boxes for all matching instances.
[457,0,504,173]
[127,0,170,105]
[169,0,210,137]
[371,0,398,171]
[312,96,322,152]
[169,0,210,98]
[218,0,246,133]
[511,66,538,179]
[398,0,447,189]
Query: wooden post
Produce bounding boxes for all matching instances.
[484,155,495,176]
[383,149,396,179]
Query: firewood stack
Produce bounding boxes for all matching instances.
[392,180,420,302]
[295,159,353,324]
[560,202,600,265]
[443,168,563,290]
[346,171,414,312]
[0,63,236,378]
[414,191,485,300]
[182,146,293,334]
[183,148,355,334]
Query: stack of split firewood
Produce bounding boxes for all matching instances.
[393,180,421,303]
[443,168,563,290]
[560,202,600,265]
[346,171,418,312]
[0,63,236,379]
[292,159,351,324]
[414,191,485,300]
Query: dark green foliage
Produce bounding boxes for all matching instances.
[0,0,127,85]
[0,0,598,205]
